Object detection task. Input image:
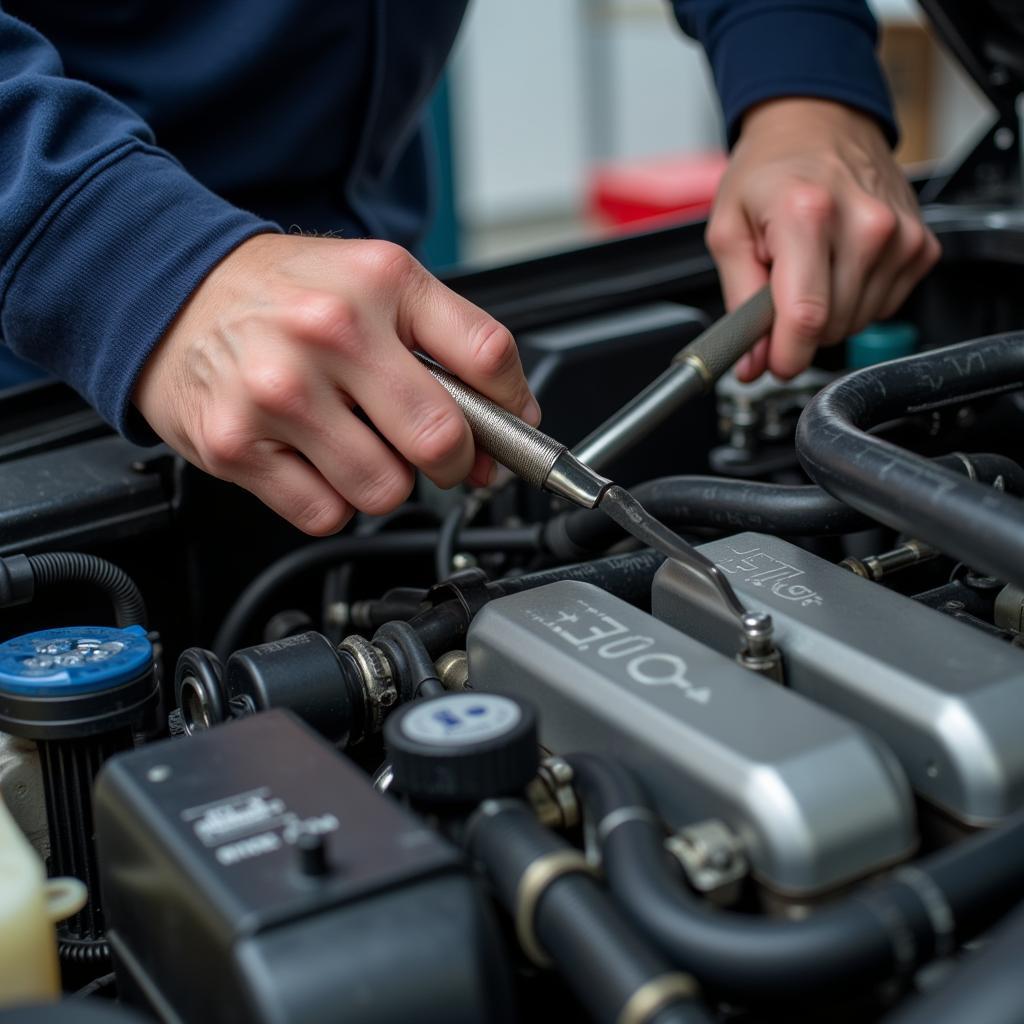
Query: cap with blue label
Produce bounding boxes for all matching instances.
[385,692,538,804]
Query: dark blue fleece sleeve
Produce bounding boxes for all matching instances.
[670,0,897,147]
[0,8,279,440]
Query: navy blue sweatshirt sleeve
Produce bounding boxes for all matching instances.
[670,0,897,147]
[0,8,279,440]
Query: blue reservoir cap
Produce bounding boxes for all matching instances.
[0,625,152,697]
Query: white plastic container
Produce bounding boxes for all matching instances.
[0,795,86,1005]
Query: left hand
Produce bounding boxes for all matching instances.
[706,98,941,381]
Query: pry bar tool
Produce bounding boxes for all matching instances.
[573,284,775,472]
[416,353,782,680]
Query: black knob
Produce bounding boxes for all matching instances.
[296,832,330,876]
[384,692,538,804]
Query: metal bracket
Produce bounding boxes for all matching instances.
[665,820,748,905]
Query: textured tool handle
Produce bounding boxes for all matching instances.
[673,284,775,382]
[416,355,564,489]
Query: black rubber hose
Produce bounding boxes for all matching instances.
[568,754,1024,1004]
[795,333,1024,589]
[213,526,542,659]
[543,453,1024,559]
[885,899,1024,1024]
[373,620,445,701]
[466,800,712,1024]
[26,552,147,628]
[435,501,470,582]
[409,549,666,657]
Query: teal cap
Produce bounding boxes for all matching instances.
[847,322,918,369]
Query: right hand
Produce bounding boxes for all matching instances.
[133,234,540,535]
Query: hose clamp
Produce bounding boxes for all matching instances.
[515,849,597,968]
[339,635,396,734]
[617,973,700,1024]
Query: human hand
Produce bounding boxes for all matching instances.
[133,234,539,535]
[705,98,940,381]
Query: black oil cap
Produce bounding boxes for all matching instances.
[385,692,538,804]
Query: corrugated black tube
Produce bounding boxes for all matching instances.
[26,552,147,628]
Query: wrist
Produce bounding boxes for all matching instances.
[738,97,889,149]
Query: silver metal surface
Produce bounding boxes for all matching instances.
[338,635,396,733]
[653,532,1024,826]
[546,450,612,508]
[468,580,916,896]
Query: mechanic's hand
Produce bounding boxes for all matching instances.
[706,98,941,381]
[133,234,539,535]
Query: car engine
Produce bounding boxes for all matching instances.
[4,7,1024,1022]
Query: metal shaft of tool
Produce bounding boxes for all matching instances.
[573,285,775,472]
[416,353,757,634]
[416,354,612,509]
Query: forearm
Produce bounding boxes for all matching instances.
[0,6,278,438]
[669,0,897,146]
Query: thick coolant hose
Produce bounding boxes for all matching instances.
[796,333,1024,589]
[885,899,1024,1024]
[543,454,1024,559]
[214,526,542,659]
[466,800,712,1024]
[23,552,147,628]
[568,754,1024,1003]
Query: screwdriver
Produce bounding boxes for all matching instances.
[414,351,781,678]
[573,284,774,472]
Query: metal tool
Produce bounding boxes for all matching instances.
[416,353,781,677]
[572,285,774,472]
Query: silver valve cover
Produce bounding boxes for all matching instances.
[652,532,1024,826]
[467,579,916,897]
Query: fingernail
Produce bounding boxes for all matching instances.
[486,460,498,486]
[521,397,542,426]
[736,355,751,379]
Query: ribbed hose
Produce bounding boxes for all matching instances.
[543,453,1024,559]
[569,754,1024,1004]
[27,552,147,628]
[467,800,712,1024]
[796,333,1024,589]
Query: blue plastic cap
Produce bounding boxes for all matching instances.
[847,322,918,370]
[0,625,152,697]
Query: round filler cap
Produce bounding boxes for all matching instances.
[385,692,538,804]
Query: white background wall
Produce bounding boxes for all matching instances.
[449,0,994,257]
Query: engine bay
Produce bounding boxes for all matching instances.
[4,68,1024,1021]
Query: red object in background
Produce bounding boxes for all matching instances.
[589,152,728,233]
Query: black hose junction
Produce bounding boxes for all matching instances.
[466,799,712,1024]
[569,754,1024,1004]
[796,333,1024,590]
